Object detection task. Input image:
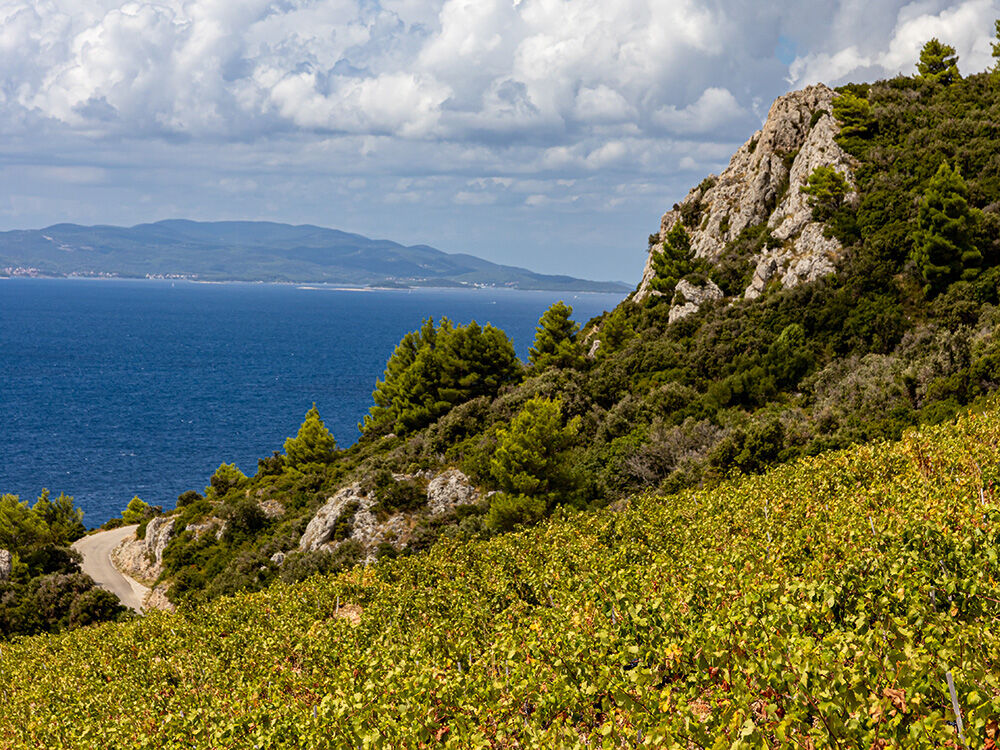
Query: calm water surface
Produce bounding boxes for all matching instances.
[0,279,620,525]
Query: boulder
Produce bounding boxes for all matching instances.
[299,485,368,551]
[111,517,176,585]
[668,279,723,323]
[426,469,480,515]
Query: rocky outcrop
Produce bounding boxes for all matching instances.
[668,279,724,323]
[427,469,480,515]
[299,485,368,551]
[295,468,483,563]
[636,83,857,304]
[110,517,176,585]
[0,549,11,580]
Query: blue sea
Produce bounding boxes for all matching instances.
[0,279,620,526]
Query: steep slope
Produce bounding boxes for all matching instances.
[1,400,998,747]
[98,69,1000,611]
[0,220,628,292]
[636,83,858,303]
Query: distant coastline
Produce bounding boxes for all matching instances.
[0,275,628,296]
[0,219,631,293]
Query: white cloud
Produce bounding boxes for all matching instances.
[789,0,1000,86]
[2,0,1000,281]
[653,87,746,136]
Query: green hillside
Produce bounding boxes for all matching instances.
[2,400,998,747]
[114,56,1000,610]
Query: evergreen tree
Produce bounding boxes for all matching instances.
[911,161,981,293]
[31,489,85,544]
[284,405,338,466]
[832,91,874,141]
[917,38,960,85]
[364,318,520,435]
[207,463,247,497]
[121,496,151,525]
[528,301,584,370]
[649,222,697,297]
[487,397,582,531]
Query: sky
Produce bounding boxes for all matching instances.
[1,0,998,282]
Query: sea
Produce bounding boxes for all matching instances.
[0,279,622,526]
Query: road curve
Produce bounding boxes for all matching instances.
[72,525,150,613]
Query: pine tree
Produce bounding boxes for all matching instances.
[916,38,960,85]
[284,405,338,466]
[487,397,582,531]
[363,318,521,435]
[800,166,849,221]
[911,161,981,293]
[832,91,874,140]
[650,222,696,297]
[528,301,584,370]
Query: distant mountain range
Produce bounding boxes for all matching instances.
[0,220,629,292]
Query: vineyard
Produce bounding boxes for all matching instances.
[2,402,999,748]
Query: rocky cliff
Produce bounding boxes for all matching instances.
[635,83,857,306]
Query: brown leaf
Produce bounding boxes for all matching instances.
[882,687,907,715]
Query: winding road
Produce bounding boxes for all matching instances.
[72,525,150,613]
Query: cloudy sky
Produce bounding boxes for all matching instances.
[2,0,998,281]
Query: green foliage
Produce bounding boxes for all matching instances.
[31,489,85,544]
[364,317,521,436]
[284,406,338,467]
[207,463,247,498]
[917,38,961,85]
[121,496,152,525]
[278,541,363,584]
[800,165,850,222]
[487,397,582,530]
[2,409,1000,746]
[366,469,426,515]
[832,91,874,142]
[912,161,982,293]
[0,494,46,551]
[649,222,701,298]
[528,301,585,370]
[0,491,125,638]
[994,20,1000,76]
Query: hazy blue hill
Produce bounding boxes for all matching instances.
[0,219,628,292]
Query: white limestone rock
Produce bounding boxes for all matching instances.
[298,485,368,551]
[0,549,11,580]
[426,469,480,515]
[636,83,856,304]
[110,517,176,585]
[668,279,724,323]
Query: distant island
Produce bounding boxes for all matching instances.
[0,219,630,293]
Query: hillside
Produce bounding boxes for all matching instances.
[83,61,1000,614]
[2,37,1000,747]
[0,220,629,292]
[2,399,998,747]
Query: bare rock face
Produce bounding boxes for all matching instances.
[668,279,724,323]
[111,517,176,585]
[426,469,480,515]
[0,549,11,580]
[299,485,368,551]
[636,83,856,304]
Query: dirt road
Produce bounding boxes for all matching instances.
[72,525,150,613]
